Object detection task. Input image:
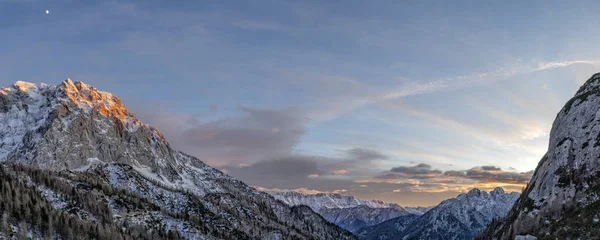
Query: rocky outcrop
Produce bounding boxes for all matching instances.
[478,73,600,239]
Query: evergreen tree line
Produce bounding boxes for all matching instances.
[0,163,352,239]
[0,164,181,239]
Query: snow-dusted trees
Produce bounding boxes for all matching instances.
[0,164,177,239]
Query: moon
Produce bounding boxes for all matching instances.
[45,10,50,14]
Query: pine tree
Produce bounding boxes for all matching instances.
[0,213,8,236]
[17,221,27,239]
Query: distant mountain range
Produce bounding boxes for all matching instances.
[273,188,518,240]
[273,191,403,209]
[272,192,431,232]
[358,187,519,240]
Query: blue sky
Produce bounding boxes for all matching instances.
[1,0,600,206]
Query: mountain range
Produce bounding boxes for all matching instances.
[0,79,356,239]
[272,188,518,240]
[356,187,519,240]
[272,192,431,232]
[5,73,597,239]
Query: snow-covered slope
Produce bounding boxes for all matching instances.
[359,187,519,240]
[404,206,433,215]
[0,79,356,239]
[272,191,402,209]
[271,191,431,233]
[479,73,600,239]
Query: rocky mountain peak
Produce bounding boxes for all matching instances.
[575,72,600,94]
[491,186,506,196]
[13,80,38,92]
[59,79,137,124]
[467,188,484,196]
[478,72,600,239]
[0,79,174,175]
[455,188,491,200]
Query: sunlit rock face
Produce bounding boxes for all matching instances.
[479,73,600,239]
[0,79,357,239]
[0,79,178,179]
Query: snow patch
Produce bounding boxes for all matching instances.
[37,185,68,209]
[515,235,537,240]
[74,158,105,172]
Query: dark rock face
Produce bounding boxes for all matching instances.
[0,80,357,239]
[479,73,600,239]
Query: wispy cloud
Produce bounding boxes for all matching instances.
[302,59,596,124]
[534,60,597,71]
[376,60,596,103]
[378,99,551,147]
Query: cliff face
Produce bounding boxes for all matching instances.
[1,79,181,179]
[479,73,600,239]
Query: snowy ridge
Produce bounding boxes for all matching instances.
[272,191,401,210]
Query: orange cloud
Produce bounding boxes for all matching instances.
[331,169,349,175]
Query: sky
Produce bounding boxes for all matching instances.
[1,0,600,207]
